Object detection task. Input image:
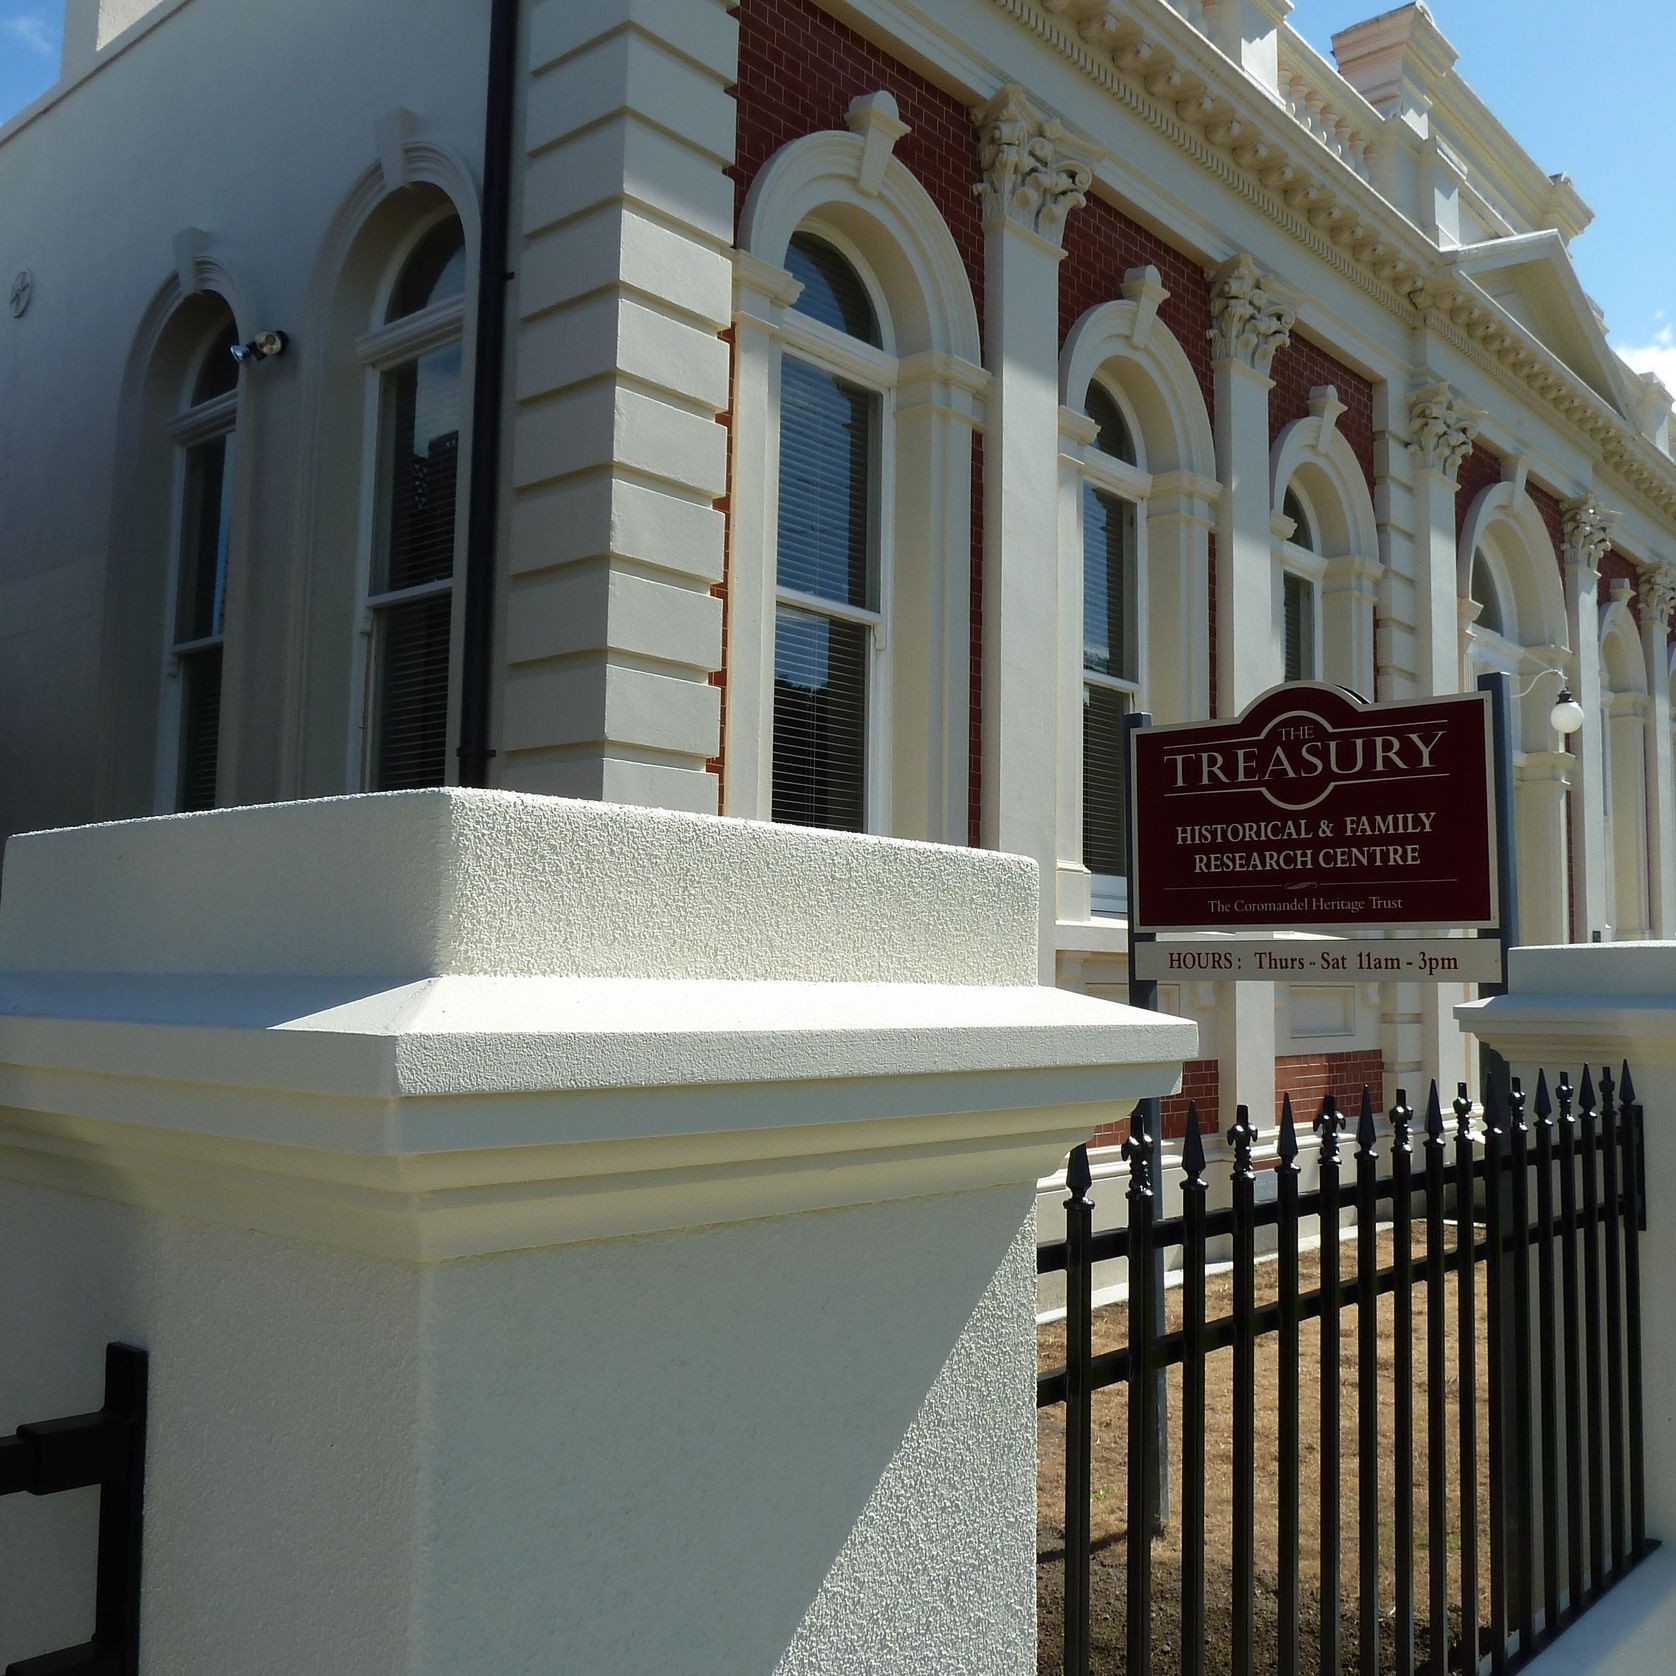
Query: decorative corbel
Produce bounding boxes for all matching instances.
[1406,377,1482,483]
[1308,384,1346,452]
[1207,252,1295,374]
[845,91,911,197]
[971,84,1101,248]
[172,227,209,299]
[1120,264,1168,349]
[1500,446,1530,502]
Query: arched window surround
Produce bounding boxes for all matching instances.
[289,143,481,799]
[1057,274,1217,923]
[96,260,257,822]
[728,114,985,845]
[1269,388,1379,699]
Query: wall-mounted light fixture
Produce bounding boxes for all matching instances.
[1515,667,1585,737]
[230,330,288,367]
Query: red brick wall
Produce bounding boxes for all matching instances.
[1089,1057,1220,1149]
[1274,1048,1385,1127]
[730,0,989,832]
[1267,334,1375,497]
[1529,482,1567,587]
[1454,443,1503,549]
[1058,197,1215,419]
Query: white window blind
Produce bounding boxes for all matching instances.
[1283,568,1317,682]
[363,219,467,792]
[1082,486,1138,882]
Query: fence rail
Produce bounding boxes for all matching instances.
[1038,1064,1653,1675]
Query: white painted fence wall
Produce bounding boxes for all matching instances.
[0,790,1193,1673]
[1462,943,1676,1675]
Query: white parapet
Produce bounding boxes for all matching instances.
[1461,942,1676,1675]
[0,790,1194,1674]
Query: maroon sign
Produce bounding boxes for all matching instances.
[1130,684,1497,933]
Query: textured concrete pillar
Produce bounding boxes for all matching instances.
[1640,566,1676,937]
[0,791,1195,1674]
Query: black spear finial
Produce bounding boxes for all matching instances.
[1278,1092,1300,1171]
[1620,1061,1638,1109]
[1424,1080,1445,1149]
[1066,1141,1093,1210]
[1533,1069,1554,1128]
[1579,1064,1597,1119]
[1183,1100,1208,1187]
[1356,1084,1379,1160]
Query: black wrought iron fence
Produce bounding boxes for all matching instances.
[1038,1064,1652,1676]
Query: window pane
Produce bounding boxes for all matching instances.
[776,358,875,610]
[1283,570,1316,682]
[1471,550,1503,636]
[382,345,462,593]
[786,233,880,346]
[1083,683,1130,881]
[1085,382,1136,465]
[388,219,467,322]
[1283,486,1315,553]
[772,605,868,832]
[373,592,453,791]
[176,644,223,813]
[1083,486,1137,682]
[176,433,236,644]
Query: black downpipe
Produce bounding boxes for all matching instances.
[457,0,519,787]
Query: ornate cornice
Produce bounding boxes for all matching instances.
[971,84,1098,246]
[1638,563,1676,627]
[1561,495,1617,573]
[1208,253,1294,373]
[985,0,1676,529]
[1407,378,1482,483]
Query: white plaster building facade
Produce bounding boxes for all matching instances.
[5,0,1676,1145]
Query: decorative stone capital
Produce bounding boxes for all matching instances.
[971,85,1098,247]
[1207,253,1295,373]
[1561,494,1617,574]
[1639,562,1676,627]
[1406,378,1482,482]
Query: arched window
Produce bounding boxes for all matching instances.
[162,313,241,811]
[357,215,468,791]
[1279,482,1323,683]
[771,232,890,831]
[1079,378,1144,904]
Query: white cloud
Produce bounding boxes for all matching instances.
[2,13,55,56]
[1615,324,1676,393]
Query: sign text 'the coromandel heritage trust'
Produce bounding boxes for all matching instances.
[1129,684,1497,935]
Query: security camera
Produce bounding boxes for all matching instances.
[230,330,289,366]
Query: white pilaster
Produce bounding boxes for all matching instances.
[1563,496,1617,938]
[1209,253,1293,1126]
[501,0,736,812]
[974,86,1099,979]
[1640,566,1676,936]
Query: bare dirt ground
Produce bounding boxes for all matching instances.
[1037,1224,1495,1675]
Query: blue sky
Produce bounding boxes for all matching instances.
[0,2,59,116]
[1291,0,1676,385]
[2,0,1670,378]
